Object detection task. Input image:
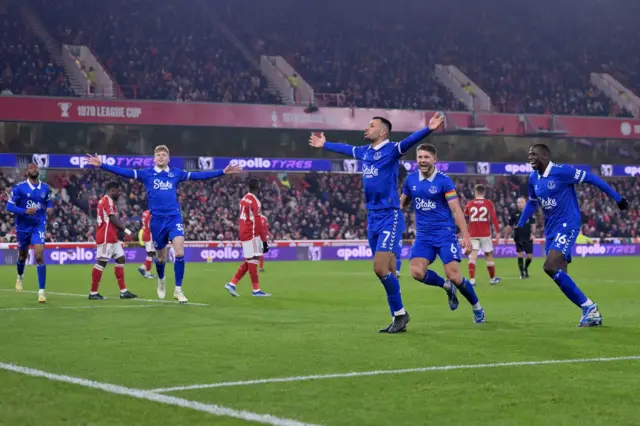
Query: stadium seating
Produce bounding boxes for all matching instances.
[0,170,637,243]
[0,4,73,97]
[20,0,638,116]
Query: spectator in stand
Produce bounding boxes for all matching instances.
[0,6,73,97]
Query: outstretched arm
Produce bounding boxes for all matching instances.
[182,164,242,181]
[582,172,622,203]
[309,132,357,158]
[86,154,139,179]
[396,112,445,156]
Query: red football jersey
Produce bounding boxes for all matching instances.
[141,210,151,242]
[96,195,120,244]
[239,193,266,242]
[464,198,500,238]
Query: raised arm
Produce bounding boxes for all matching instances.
[86,154,138,179]
[309,132,357,158]
[181,164,242,181]
[559,166,627,208]
[395,112,445,157]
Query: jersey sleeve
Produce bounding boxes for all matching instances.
[443,177,458,202]
[352,145,367,160]
[463,201,471,216]
[555,165,587,185]
[402,178,412,197]
[528,177,537,201]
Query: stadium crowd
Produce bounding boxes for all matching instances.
[0,3,73,97]
[0,0,634,116]
[0,169,637,244]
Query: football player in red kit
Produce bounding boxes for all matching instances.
[463,184,501,285]
[89,182,137,299]
[137,209,156,279]
[225,178,271,297]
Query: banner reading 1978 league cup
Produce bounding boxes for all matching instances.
[0,243,636,265]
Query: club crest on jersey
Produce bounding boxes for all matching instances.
[540,197,557,210]
[168,172,174,178]
[374,152,382,160]
[153,179,173,190]
[547,180,556,189]
[415,197,437,211]
[429,185,438,194]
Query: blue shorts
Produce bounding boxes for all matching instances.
[367,208,405,256]
[16,225,46,250]
[410,238,462,265]
[150,214,184,250]
[545,228,579,263]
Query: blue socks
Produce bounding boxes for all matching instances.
[379,272,405,315]
[155,260,166,280]
[552,269,588,307]
[17,260,25,277]
[174,256,185,287]
[396,259,402,276]
[421,270,445,287]
[456,277,479,306]
[36,264,46,290]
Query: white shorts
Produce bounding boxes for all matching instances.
[242,237,263,259]
[471,237,493,253]
[97,242,125,260]
[144,240,155,252]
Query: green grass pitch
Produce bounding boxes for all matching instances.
[1,257,639,426]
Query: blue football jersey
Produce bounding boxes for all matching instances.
[402,170,458,244]
[132,166,192,217]
[8,180,52,230]
[527,162,585,234]
[352,140,407,210]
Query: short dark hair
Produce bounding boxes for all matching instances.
[107,182,120,191]
[372,116,392,133]
[474,184,485,194]
[531,143,550,156]
[248,178,260,192]
[417,143,437,156]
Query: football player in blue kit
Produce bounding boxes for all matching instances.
[6,162,53,303]
[401,144,485,323]
[518,144,629,327]
[309,112,444,333]
[86,146,241,303]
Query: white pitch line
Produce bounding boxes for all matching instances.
[0,362,321,426]
[0,289,209,306]
[0,304,175,312]
[149,355,640,393]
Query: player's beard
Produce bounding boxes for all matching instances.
[419,165,434,177]
[28,171,39,179]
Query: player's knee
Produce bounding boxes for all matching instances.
[115,257,125,265]
[373,262,390,278]
[410,264,425,281]
[34,254,44,264]
[445,270,462,284]
[543,260,558,277]
[173,248,184,257]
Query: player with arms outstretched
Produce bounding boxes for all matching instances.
[464,185,501,285]
[137,209,156,279]
[504,197,536,279]
[518,144,629,327]
[225,178,271,297]
[401,144,485,323]
[309,112,444,333]
[86,146,241,303]
[6,162,53,303]
[89,182,137,300]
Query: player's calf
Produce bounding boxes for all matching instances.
[445,264,483,322]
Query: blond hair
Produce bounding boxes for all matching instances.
[154,145,170,155]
